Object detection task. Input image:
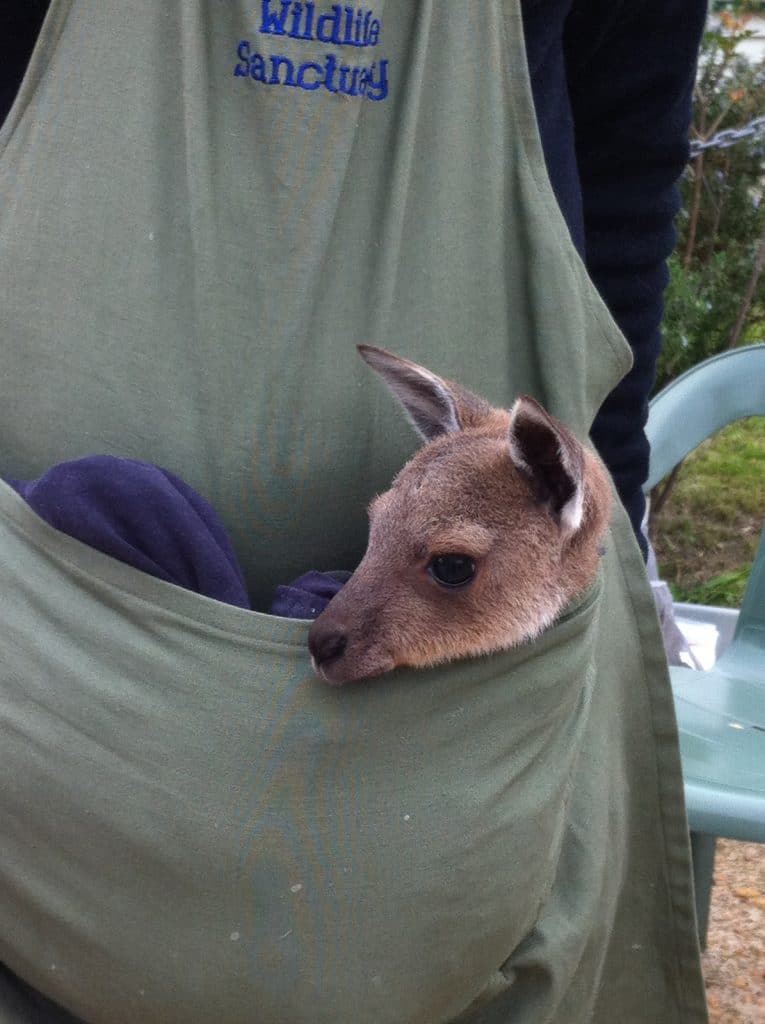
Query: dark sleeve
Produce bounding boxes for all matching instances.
[0,1,49,126]
[563,0,706,556]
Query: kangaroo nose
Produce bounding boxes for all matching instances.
[308,627,348,666]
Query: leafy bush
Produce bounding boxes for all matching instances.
[657,8,765,389]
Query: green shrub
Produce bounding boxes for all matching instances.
[657,8,765,390]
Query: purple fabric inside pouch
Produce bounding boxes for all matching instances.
[7,456,347,619]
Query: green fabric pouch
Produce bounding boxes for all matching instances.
[1,477,606,1023]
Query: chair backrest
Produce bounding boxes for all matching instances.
[645,344,765,490]
[645,344,765,666]
[732,527,765,672]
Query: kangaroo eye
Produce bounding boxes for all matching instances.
[428,554,476,589]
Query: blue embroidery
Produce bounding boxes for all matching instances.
[234,2,388,101]
[260,2,381,47]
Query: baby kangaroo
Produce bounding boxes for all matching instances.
[309,346,612,685]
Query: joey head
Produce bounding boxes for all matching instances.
[309,346,611,685]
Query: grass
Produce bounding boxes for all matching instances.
[650,417,765,607]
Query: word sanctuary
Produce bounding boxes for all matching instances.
[234,2,389,100]
[234,40,389,100]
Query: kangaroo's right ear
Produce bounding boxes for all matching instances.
[508,396,586,536]
[358,345,464,441]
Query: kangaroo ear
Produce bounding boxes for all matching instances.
[358,345,463,441]
[508,396,585,534]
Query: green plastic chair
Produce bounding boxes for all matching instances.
[645,343,765,946]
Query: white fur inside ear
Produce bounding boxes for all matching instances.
[559,476,584,534]
[406,368,462,437]
[508,397,585,536]
[507,398,533,475]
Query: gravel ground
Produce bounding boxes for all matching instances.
[702,839,765,1022]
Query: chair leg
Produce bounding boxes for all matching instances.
[690,832,716,950]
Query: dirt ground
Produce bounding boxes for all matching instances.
[703,839,765,1022]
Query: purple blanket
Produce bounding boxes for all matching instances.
[7,456,346,619]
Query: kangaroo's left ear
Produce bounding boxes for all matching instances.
[358,345,466,441]
[508,396,585,535]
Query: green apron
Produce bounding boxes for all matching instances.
[0,2,707,1021]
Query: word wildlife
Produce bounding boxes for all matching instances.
[234,1,389,101]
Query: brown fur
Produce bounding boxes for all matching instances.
[308,347,612,685]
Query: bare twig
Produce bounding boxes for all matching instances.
[727,217,765,349]
[649,462,685,531]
